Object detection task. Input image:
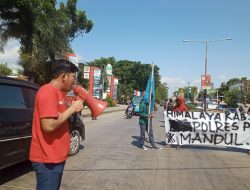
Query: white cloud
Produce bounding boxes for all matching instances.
[0,40,20,68]
[161,76,186,97]
[161,76,202,97]
[192,79,201,87]
[216,74,227,81]
[214,74,229,87]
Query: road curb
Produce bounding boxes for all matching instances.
[81,105,127,117]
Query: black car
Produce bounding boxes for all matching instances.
[217,103,237,113]
[0,76,85,169]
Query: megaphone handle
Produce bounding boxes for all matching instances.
[76,95,83,101]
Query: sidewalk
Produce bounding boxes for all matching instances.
[81,104,127,117]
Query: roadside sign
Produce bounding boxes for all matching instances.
[84,66,90,72]
[83,73,89,79]
[106,64,112,75]
[201,74,211,89]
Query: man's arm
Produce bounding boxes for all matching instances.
[41,100,83,133]
[139,103,153,118]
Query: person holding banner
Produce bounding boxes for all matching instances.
[174,96,189,112]
[29,59,84,190]
[173,96,189,150]
[242,102,250,114]
[165,98,174,112]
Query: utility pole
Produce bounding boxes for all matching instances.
[182,38,232,112]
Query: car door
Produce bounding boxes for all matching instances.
[0,83,37,169]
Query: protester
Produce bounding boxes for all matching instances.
[139,96,162,150]
[29,59,84,190]
[173,96,189,150]
[237,105,244,113]
[241,102,250,154]
[163,98,174,148]
[174,96,189,112]
[167,98,174,112]
[242,101,250,114]
[163,100,167,111]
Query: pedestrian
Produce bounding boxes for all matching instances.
[154,102,159,112]
[237,105,244,113]
[242,101,250,114]
[139,96,162,150]
[163,98,174,147]
[241,101,250,154]
[174,96,189,112]
[173,96,189,150]
[29,59,84,190]
[163,98,174,148]
[167,98,174,112]
[92,115,97,120]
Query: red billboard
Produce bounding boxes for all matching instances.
[201,74,211,89]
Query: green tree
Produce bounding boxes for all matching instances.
[0,64,12,75]
[87,57,162,103]
[218,82,229,97]
[0,0,35,53]
[0,0,93,84]
[218,77,248,103]
[246,92,250,104]
[156,83,168,103]
[224,89,240,108]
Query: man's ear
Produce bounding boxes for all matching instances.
[60,73,67,81]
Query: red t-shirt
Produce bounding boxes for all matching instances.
[29,83,70,163]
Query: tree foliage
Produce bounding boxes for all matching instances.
[156,83,168,103]
[0,64,12,76]
[246,92,250,104]
[0,0,93,84]
[218,77,246,96]
[218,77,248,104]
[224,89,240,108]
[78,57,167,103]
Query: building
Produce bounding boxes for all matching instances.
[229,79,250,93]
[243,80,250,93]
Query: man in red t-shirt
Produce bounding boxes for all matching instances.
[30,59,83,190]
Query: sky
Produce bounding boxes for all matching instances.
[1,0,250,96]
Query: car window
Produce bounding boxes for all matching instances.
[220,104,229,108]
[22,87,37,108]
[0,84,26,108]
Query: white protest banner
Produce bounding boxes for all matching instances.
[164,111,250,149]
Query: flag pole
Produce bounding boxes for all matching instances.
[147,63,154,133]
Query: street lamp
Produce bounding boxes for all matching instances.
[182,38,232,112]
[186,82,190,104]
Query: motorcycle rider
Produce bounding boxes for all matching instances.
[124,100,134,116]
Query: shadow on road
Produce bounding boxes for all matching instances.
[79,144,85,151]
[182,144,249,154]
[131,136,141,148]
[0,161,32,185]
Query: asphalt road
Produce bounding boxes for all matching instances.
[1,107,250,190]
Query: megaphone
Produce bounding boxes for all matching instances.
[72,85,107,118]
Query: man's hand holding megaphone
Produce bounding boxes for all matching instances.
[69,100,84,113]
[72,85,107,118]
